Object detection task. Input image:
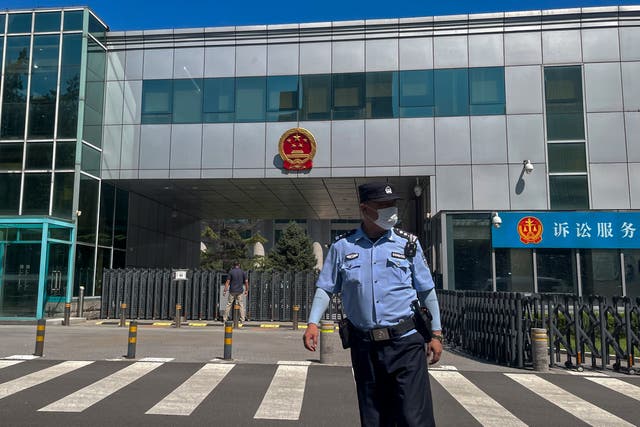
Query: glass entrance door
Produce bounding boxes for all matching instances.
[0,243,41,317]
[46,242,70,302]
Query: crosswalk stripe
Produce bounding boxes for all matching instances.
[0,361,93,400]
[145,363,235,416]
[564,369,608,376]
[585,377,640,402]
[39,362,163,412]
[0,360,23,370]
[430,371,526,426]
[253,364,308,420]
[505,374,634,427]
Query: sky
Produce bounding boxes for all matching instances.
[3,0,639,31]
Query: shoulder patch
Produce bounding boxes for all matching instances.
[391,252,406,259]
[345,253,359,260]
[334,229,357,241]
[393,227,417,243]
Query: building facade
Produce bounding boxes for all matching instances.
[0,6,639,319]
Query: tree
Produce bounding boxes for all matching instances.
[200,221,268,271]
[267,222,317,271]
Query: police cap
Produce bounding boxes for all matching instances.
[358,182,402,203]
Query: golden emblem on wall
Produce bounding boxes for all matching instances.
[517,216,543,244]
[278,128,317,171]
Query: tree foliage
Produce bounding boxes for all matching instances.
[200,220,267,271]
[267,222,317,271]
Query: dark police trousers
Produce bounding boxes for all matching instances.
[350,330,435,427]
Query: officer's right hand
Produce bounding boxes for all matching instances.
[303,323,319,351]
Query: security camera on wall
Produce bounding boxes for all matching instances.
[491,212,502,228]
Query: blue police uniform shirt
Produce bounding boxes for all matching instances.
[316,227,435,331]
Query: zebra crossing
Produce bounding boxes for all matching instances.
[1,358,639,426]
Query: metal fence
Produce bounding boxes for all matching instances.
[101,268,340,322]
[439,290,640,373]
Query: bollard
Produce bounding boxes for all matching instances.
[77,286,85,317]
[175,303,182,328]
[223,321,233,360]
[119,302,127,327]
[320,320,350,365]
[531,328,549,372]
[63,302,71,326]
[292,305,300,330]
[34,319,46,357]
[233,298,240,329]
[125,320,138,359]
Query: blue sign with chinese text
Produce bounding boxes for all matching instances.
[491,212,640,249]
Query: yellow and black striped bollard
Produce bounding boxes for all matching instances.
[119,302,127,327]
[223,320,233,360]
[64,302,71,326]
[34,319,46,357]
[126,320,138,359]
[292,305,300,330]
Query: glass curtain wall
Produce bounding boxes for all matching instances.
[446,214,492,290]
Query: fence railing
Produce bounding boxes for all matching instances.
[101,268,340,322]
[439,290,640,373]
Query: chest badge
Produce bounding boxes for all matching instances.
[345,253,359,260]
[391,252,406,259]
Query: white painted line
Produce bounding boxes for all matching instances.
[0,361,93,400]
[430,365,458,371]
[505,374,634,427]
[585,377,640,402]
[146,363,235,416]
[39,362,163,412]
[0,360,23,369]
[564,369,608,377]
[254,364,308,420]
[430,371,526,427]
[4,355,39,360]
[277,361,312,366]
[139,357,175,363]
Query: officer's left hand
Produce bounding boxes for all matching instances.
[427,335,443,365]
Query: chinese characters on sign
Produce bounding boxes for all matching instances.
[492,212,640,249]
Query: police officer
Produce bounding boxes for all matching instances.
[303,182,442,427]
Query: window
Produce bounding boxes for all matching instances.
[0,173,21,215]
[57,34,82,138]
[435,68,469,116]
[55,141,76,170]
[1,36,31,139]
[22,173,52,215]
[267,75,299,122]
[549,175,589,210]
[399,70,434,117]
[495,248,534,292]
[28,35,60,139]
[300,74,331,121]
[34,11,61,32]
[469,67,505,115]
[8,13,32,34]
[63,10,84,32]
[548,143,587,173]
[173,78,203,123]
[580,249,622,297]
[332,73,365,120]
[235,77,265,122]
[0,143,24,170]
[83,39,106,147]
[624,250,640,297]
[203,78,235,123]
[365,72,397,119]
[446,214,491,291]
[142,80,173,124]
[25,142,53,170]
[77,175,99,243]
[544,66,585,141]
[536,249,576,293]
[98,183,115,246]
[81,144,101,176]
[52,172,74,218]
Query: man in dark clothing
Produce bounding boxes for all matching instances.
[223,261,248,322]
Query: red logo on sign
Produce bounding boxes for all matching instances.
[278,128,317,171]
[517,216,543,244]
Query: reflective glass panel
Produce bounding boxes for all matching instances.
[28,35,60,139]
[52,172,74,218]
[580,249,622,297]
[95,246,110,295]
[88,14,107,42]
[0,242,41,317]
[0,173,21,214]
[114,188,128,249]
[435,68,469,116]
[112,249,126,268]
[22,172,51,214]
[1,36,31,139]
[202,77,235,123]
[98,183,115,246]
[7,13,32,34]
[74,243,95,296]
[63,10,84,31]
[55,141,76,170]
[81,144,101,176]
[495,248,534,292]
[548,143,587,173]
[545,66,585,141]
[235,77,265,122]
[34,11,61,32]
[77,175,99,243]
[173,78,203,123]
[536,248,576,293]
[624,250,640,298]
[446,214,491,290]
[300,74,331,121]
[399,70,434,117]
[25,142,53,170]
[332,73,365,120]
[365,72,397,119]
[549,175,589,210]
[57,34,82,138]
[141,79,172,124]
[49,227,71,241]
[266,75,299,122]
[469,67,505,115]
[83,39,105,147]
[0,15,5,32]
[0,143,23,170]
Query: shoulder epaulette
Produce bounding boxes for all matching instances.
[394,228,418,257]
[334,229,357,241]
[393,228,417,243]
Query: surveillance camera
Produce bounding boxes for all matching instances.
[491,212,502,228]
[523,160,534,174]
[76,210,82,217]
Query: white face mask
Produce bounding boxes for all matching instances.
[371,206,398,230]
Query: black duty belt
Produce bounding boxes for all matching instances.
[352,317,416,342]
